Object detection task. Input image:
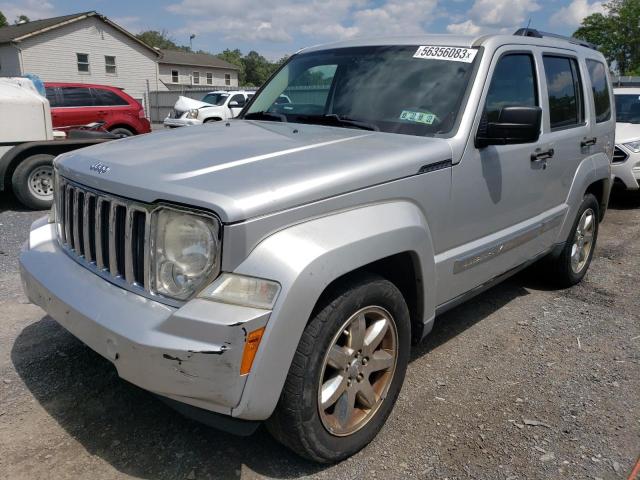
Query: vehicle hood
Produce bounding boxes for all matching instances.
[615,122,640,144]
[56,121,453,222]
[173,96,212,112]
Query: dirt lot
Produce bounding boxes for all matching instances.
[1,191,639,480]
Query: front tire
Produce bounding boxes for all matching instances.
[267,273,411,463]
[545,193,599,287]
[11,154,55,210]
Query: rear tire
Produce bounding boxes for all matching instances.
[266,273,411,463]
[544,193,599,287]
[11,154,55,210]
[109,127,134,137]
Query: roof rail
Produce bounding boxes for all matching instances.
[513,28,596,50]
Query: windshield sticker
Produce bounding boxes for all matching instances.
[413,46,477,63]
[400,110,436,124]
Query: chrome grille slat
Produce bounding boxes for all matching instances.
[108,202,119,276]
[82,193,93,262]
[64,185,72,246]
[613,146,628,164]
[95,197,105,270]
[124,208,135,284]
[55,177,151,292]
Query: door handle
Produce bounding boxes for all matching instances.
[581,137,597,148]
[531,148,554,162]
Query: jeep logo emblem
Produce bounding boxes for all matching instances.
[90,162,110,174]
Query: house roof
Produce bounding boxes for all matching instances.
[159,49,239,71]
[0,11,160,56]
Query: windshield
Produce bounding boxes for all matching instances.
[243,45,478,136]
[615,94,640,124]
[201,93,229,106]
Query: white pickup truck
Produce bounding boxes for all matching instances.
[163,91,254,127]
[0,78,115,209]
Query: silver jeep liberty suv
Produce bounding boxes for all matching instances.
[20,29,614,462]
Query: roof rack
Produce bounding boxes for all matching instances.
[513,28,597,50]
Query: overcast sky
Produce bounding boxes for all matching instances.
[0,0,605,59]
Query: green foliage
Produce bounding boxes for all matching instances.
[14,14,30,24]
[217,49,285,86]
[137,31,287,87]
[0,10,7,27]
[136,30,191,52]
[574,0,640,75]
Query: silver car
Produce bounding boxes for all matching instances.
[20,30,614,462]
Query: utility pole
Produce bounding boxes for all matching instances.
[189,34,196,51]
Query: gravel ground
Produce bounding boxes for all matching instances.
[1,190,639,480]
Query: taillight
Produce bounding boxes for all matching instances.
[138,107,145,119]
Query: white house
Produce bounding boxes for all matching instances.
[0,11,163,108]
[158,49,239,90]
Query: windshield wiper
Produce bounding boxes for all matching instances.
[244,111,288,122]
[296,114,379,131]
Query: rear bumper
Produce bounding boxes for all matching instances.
[19,219,271,417]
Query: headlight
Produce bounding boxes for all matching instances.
[623,140,640,153]
[185,108,199,119]
[151,207,220,301]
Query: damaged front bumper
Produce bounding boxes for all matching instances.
[19,218,271,422]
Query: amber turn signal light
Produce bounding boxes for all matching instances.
[240,327,266,375]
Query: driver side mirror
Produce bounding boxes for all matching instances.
[229,100,242,108]
[476,106,542,148]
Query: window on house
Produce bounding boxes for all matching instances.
[171,70,179,83]
[206,72,213,85]
[105,56,117,74]
[76,53,90,73]
[225,73,231,86]
[193,71,200,84]
[543,55,584,129]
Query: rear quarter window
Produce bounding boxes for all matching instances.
[585,60,611,123]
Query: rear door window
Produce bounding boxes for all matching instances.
[543,56,585,129]
[585,60,611,123]
[60,87,95,107]
[93,89,129,106]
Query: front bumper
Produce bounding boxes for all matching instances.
[19,219,271,417]
[163,117,202,128]
[612,147,640,190]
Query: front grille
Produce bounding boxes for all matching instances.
[613,146,629,164]
[172,109,184,119]
[56,177,150,290]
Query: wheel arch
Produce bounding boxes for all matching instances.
[1,140,108,192]
[108,123,137,134]
[230,201,437,421]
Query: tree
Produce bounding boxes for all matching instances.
[136,30,191,52]
[217,49,283,86]
[574,0,640,75]
[0,10,8,27]
[14,14,30,24]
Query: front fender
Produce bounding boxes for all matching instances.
[229,201,436,420]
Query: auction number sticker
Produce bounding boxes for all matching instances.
[413,46,478,63]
